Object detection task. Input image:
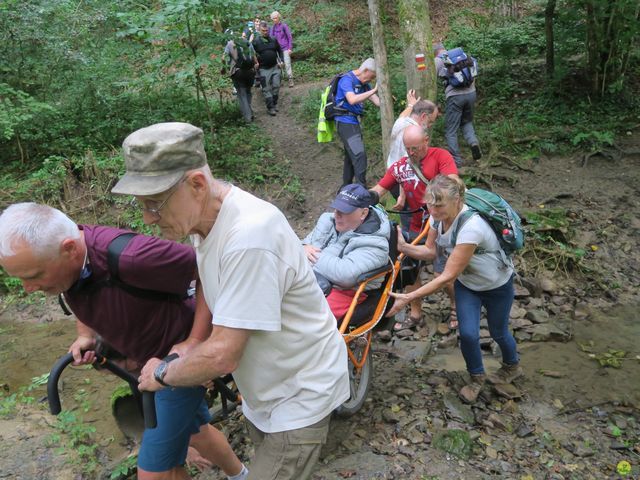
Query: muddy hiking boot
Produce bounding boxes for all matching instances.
[487,362,523,385]
[288,77,294,88]
[459,373,486,404]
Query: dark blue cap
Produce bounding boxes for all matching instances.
[330,184,371,213]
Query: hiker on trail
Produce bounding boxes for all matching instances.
[242,20,256,42]
[334,58,380,187]
[223,32,257,123]
[386,175,522,404]
[370,124,458,334]
[302,184,390,320]
[112,122,349,480]
[386,91,439,229]
[253,20,284,116]
[269,11,294,88]
[0,203,247,480]
[434,43,481,167]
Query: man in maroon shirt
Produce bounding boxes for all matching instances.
[370,124,459,333]
[0,203,247,480]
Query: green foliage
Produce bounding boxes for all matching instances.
[440,7,640,162]
[432,429,474,459]
[522,207,588,274]
[0,373,50,418]
[109,454,137,479]
[47,410,99,476]
[110,383,133,413]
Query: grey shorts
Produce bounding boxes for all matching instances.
[246,415,331,480]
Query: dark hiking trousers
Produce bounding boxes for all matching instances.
[232,69,255,123]
[336,121,367,186]
[444,91,479,167]
[259,66,281,110]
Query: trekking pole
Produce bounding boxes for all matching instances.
[47,352,157,429]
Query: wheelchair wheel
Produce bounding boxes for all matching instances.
[335,343,373,418]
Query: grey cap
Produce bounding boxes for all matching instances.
[112,122,207,196]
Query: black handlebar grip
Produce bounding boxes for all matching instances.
[142,391,157,429]
[47,351,157,429]
[47,352,75,415]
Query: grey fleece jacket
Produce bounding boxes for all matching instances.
[302,206,390,290]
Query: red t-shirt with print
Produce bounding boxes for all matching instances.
[378,147,458,232]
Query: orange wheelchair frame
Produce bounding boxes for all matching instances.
[335,220,430,416]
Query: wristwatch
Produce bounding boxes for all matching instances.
[153,360,171,387]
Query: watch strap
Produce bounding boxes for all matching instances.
[154,361,170,387]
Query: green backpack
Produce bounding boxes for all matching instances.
[451,188,524,262]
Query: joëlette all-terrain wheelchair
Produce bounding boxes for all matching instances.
[46,220,430,437]
[333,219,430,416]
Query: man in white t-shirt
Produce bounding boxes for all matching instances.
[112,122,349,480]
[386,93,439,170]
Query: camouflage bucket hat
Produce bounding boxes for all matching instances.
[111,122,207,196]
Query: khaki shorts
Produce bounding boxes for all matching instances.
[246,415,331,480]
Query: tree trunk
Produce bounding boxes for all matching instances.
[545,0,556,78]
[397,0,436,103]
[367,0,394,161]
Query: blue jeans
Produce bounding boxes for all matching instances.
[454,275,518,375]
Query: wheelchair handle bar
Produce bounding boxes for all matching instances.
[47,352,157,429]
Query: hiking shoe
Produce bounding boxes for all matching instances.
[288,78,294,88]
[268,109,277,116]
[471,143,482,160]
[459,373,486,404]
[487,363,523,385]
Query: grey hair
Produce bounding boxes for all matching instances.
[412,99,437,117]
[259,20,269,29]
[0,203,80,258]
[270,11,280,20]
[359,57,376,73]
[425,175,466,205]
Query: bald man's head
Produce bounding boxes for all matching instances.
[403,124,430,163]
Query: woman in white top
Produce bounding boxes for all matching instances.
[387,175,522,403]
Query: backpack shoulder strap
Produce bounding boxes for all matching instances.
[451,210,476,246]
[407,153,430,186]
[106,233,184,302]
[107,232,136,281]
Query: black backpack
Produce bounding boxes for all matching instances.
[323,73,356,120]
[59,233,187,315]
[235,40,255,70]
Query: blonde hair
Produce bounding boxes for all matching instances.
[425,175,465,205]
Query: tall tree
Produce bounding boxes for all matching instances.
[397,0,436,102]
[367,0,394,159]
[577,0,640,95]
[545,0,557,78]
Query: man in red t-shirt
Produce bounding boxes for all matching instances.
[370,124,459,332]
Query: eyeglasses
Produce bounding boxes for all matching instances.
[406,144,425,153]
[133,178,185,219]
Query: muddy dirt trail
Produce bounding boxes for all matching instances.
[251,80,346,235]
[1,82,639,479]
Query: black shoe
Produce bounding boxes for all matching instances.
[268,109,277,116]
[471,144,482,160]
